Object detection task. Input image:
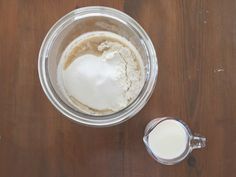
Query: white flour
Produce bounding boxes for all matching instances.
[57,32,145,115]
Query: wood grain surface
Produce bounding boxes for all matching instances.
[0,0,236,177]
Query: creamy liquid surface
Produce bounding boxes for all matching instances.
[148,119,188,159]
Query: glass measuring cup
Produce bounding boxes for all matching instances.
[143,117,206,165]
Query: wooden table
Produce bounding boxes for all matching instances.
[0,1,236,177]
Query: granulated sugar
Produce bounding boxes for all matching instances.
[57,32,145,115]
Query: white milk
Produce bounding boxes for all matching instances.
[148,119,188,159]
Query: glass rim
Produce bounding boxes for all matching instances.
[38,6,158,127]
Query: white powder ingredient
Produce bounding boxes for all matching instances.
[58,32,145,115]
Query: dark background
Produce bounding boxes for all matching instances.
[0,0,236,177]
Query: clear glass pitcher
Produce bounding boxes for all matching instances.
[143,117,206,165]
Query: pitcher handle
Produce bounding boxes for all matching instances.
[190,134,206,150]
